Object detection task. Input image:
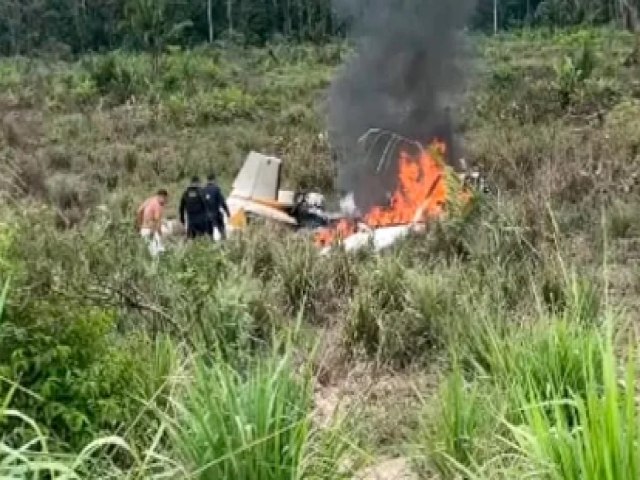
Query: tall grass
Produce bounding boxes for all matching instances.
[170,347,354,480]
[415,303,639,480]
[504,324,639,480]
[0,388,139,479]
[414,365,497,478]
[472,319,604,419]
[0,278,8,320]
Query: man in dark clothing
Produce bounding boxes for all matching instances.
[202,173,230,240]
[179,176,209,239]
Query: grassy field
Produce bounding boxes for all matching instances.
[2,27,640,479]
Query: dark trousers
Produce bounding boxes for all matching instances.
[187,216,210,239]
[208,216,226,240]
[215,216,226,240]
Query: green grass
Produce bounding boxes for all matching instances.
[414,365,497,478]
[413,307,638,480]
[504,324,639,480]
[0,390,138,479]
[0,279,8,320]
[3,27,640,480]
[169,347,355,480]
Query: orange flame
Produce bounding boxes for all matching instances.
[314,218,358,248]
[364,140,447,227]
[314,140,462,248]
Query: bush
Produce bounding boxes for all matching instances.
[193,87,258,124]
[343,258,456,366]
[46,173,100,227]
[415,312,623,478]
[0,220,17,274]
[0,301,143,450]
[343,257,407,363]
[272,237,325,318]
[87,54,143,103]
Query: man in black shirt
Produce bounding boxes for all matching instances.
[202,173,230,240]
[179,176,209,239]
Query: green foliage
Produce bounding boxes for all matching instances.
[504,329,639,480]
[0,302,143,450]
[171,350,354,480]
[344,258,461,366]
[414,315,630,479]
[130,334,182,423]
[192,87,258,123]
[554,36,597,107]
[0,220,18,275]
[344,257,407,362]
[88,54,141,102]
[124,0,193,58]
[500,322,603,422]
[272,237,324,316]
[415,367,497,478]
[2,26,640,480]
[0,280,8,322]
[0,0,634,57]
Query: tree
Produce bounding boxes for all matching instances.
[208,0,214,43]
[123,0,192,72]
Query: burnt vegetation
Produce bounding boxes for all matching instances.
[3,2,640,478]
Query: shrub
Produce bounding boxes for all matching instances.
[504,322,603,422]
[130,333,182,420]
[153,242,272,362]
[0,302,143,451]
[554,37,597,108]
[606,201,639,239]
[272,237,324,318]
[87,54,141,103]
[343,258,457,366]
[458,315,604,421]
[193,87,258,124]
[343,257,406,363]
[0,220,17,274]
[0,403,135,479]
[45,173,100,227]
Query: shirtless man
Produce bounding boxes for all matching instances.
[136,189,168,255]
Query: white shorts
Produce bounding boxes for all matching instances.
[140,228,165,256]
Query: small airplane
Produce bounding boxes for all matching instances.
[226,151,333,233]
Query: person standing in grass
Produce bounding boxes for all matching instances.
[179,176,210,239]
[136,189,168,255]
[202,172,230,241]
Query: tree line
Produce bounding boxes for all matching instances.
[1,0,639,56]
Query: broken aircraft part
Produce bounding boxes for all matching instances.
[227,151,332,231]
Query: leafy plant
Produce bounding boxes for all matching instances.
[554,37,596,107]
[0,302,144,450]
[461,317,604,425]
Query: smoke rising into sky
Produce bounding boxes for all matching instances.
[328,0,476,212]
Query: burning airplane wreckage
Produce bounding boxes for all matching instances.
[225,128,489,255]
[221,0,485,254]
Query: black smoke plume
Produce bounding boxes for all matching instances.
[328,0,476,213]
